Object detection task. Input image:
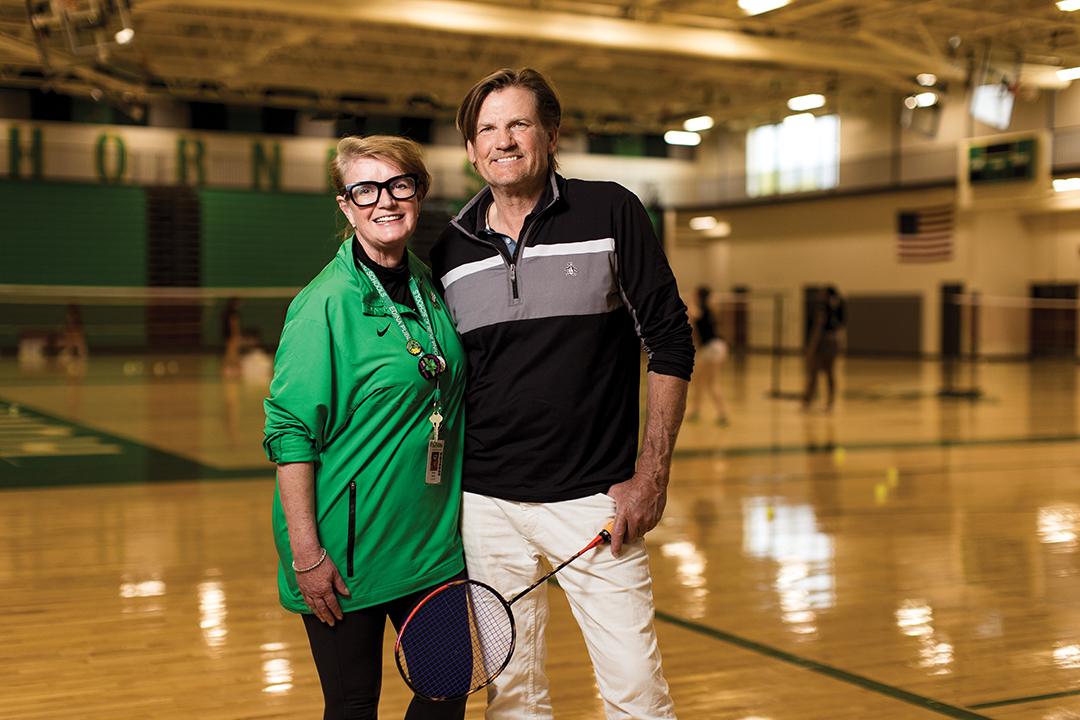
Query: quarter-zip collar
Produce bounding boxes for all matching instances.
[450,169,562,252]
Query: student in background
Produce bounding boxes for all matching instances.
[688,286,728,425]
[803,285,845,411]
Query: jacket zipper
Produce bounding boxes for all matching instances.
[463,192,552,302]
[346,481,356,577]
[508,215,541,301]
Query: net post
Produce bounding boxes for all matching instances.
[938,290,982,400]
[768,291,784,398]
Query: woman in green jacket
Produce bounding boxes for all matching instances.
[264,135,467,720]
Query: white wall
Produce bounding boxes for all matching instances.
[664,75,1080,358]
[669,182,1080,357]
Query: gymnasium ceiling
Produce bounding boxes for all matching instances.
[0,0,1079,135]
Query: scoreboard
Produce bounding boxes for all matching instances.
[968,137,1036,184]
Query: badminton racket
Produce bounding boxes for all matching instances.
[394,521,614,701]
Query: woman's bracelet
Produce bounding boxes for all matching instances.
[291,548,327,573]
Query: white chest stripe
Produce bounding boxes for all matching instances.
[440,255,504,290]
[522,238,615,258]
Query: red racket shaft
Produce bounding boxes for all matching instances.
[507,521,614,605]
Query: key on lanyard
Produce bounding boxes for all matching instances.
[429,407,443,442]
[426,394,444,485]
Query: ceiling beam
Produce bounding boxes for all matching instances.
[135,0,968,83]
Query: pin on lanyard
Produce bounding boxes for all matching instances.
[359,263,446,380]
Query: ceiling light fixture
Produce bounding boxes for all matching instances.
[783,112,816,126]
[1058,66,1080,81]
[737,0,789,16]
[904,92,938,109]
[115,27,134,44]
[787,94,825,111]
[916,73,937,86]
[683,116,715,132]
[664,130,702,146]
[1058,0,1080,11]
[1054,177,1080,192]
[689,216,717,230]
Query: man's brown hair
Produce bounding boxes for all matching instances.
[456,67,562,171]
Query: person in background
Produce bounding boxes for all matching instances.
[803,285,845,411]
[431,67,694,720]
[221,296,242,377]
[60,302,88,360]
[263,135,468,720]
[687,286,728,425]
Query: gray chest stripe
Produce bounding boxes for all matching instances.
[445,241,622,335]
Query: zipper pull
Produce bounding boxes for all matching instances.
[510,264,516,282]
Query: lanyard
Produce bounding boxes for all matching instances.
[358,262,446,379]
[358,262,448,485]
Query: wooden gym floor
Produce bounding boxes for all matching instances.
[3,350,1080,719]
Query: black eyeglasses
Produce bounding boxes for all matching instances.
[342,174,419,207]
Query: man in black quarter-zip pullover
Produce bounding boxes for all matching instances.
[430,68,694,720]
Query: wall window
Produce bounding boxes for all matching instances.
[747,114,839,197]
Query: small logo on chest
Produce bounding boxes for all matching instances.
[377,323,390,337]
[564,262,579,277]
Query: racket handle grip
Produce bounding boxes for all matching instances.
[598,521,614,544]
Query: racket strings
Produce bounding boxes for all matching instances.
[397,582,514,700]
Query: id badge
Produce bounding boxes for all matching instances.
[426,439,445,485]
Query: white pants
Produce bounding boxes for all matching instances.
[461,492,676,720]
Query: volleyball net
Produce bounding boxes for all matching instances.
[706,289,1080,402]
[0,284,299,361]
[4,285,1066,396]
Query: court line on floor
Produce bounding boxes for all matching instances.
[0,397,273,488]
[689,454,1080,493]
[674,433,1080,459]
[654,610,993,720]
[968,688,1080,709]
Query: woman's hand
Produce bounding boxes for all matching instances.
[295,555,350,625]
[276,462,350,625]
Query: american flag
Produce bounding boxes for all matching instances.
[896,205,954,263]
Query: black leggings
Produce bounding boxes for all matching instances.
[302,575,468,720]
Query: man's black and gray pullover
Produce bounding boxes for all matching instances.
[430,172,695,503]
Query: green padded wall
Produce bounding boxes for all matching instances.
[0,179,146,348]
[199,188,344,348]
[1,182,445,351]
[199,188,343,288]
[0,179,146,286]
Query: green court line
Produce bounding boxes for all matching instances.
[674,433,1080,460]
[0,397,273,489]
[653,610,993,720]
[968,688,1080,709]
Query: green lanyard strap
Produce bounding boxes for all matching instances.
[359,262,446,379]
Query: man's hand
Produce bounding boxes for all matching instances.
[604,371,688,557]
[607,470,668,557]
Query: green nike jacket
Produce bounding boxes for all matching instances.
[264,238,466,613]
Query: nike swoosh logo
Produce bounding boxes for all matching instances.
[377,324,390,337]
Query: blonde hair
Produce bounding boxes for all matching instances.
[330,135,432,198]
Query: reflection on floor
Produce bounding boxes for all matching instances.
[3,351,1080,719]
